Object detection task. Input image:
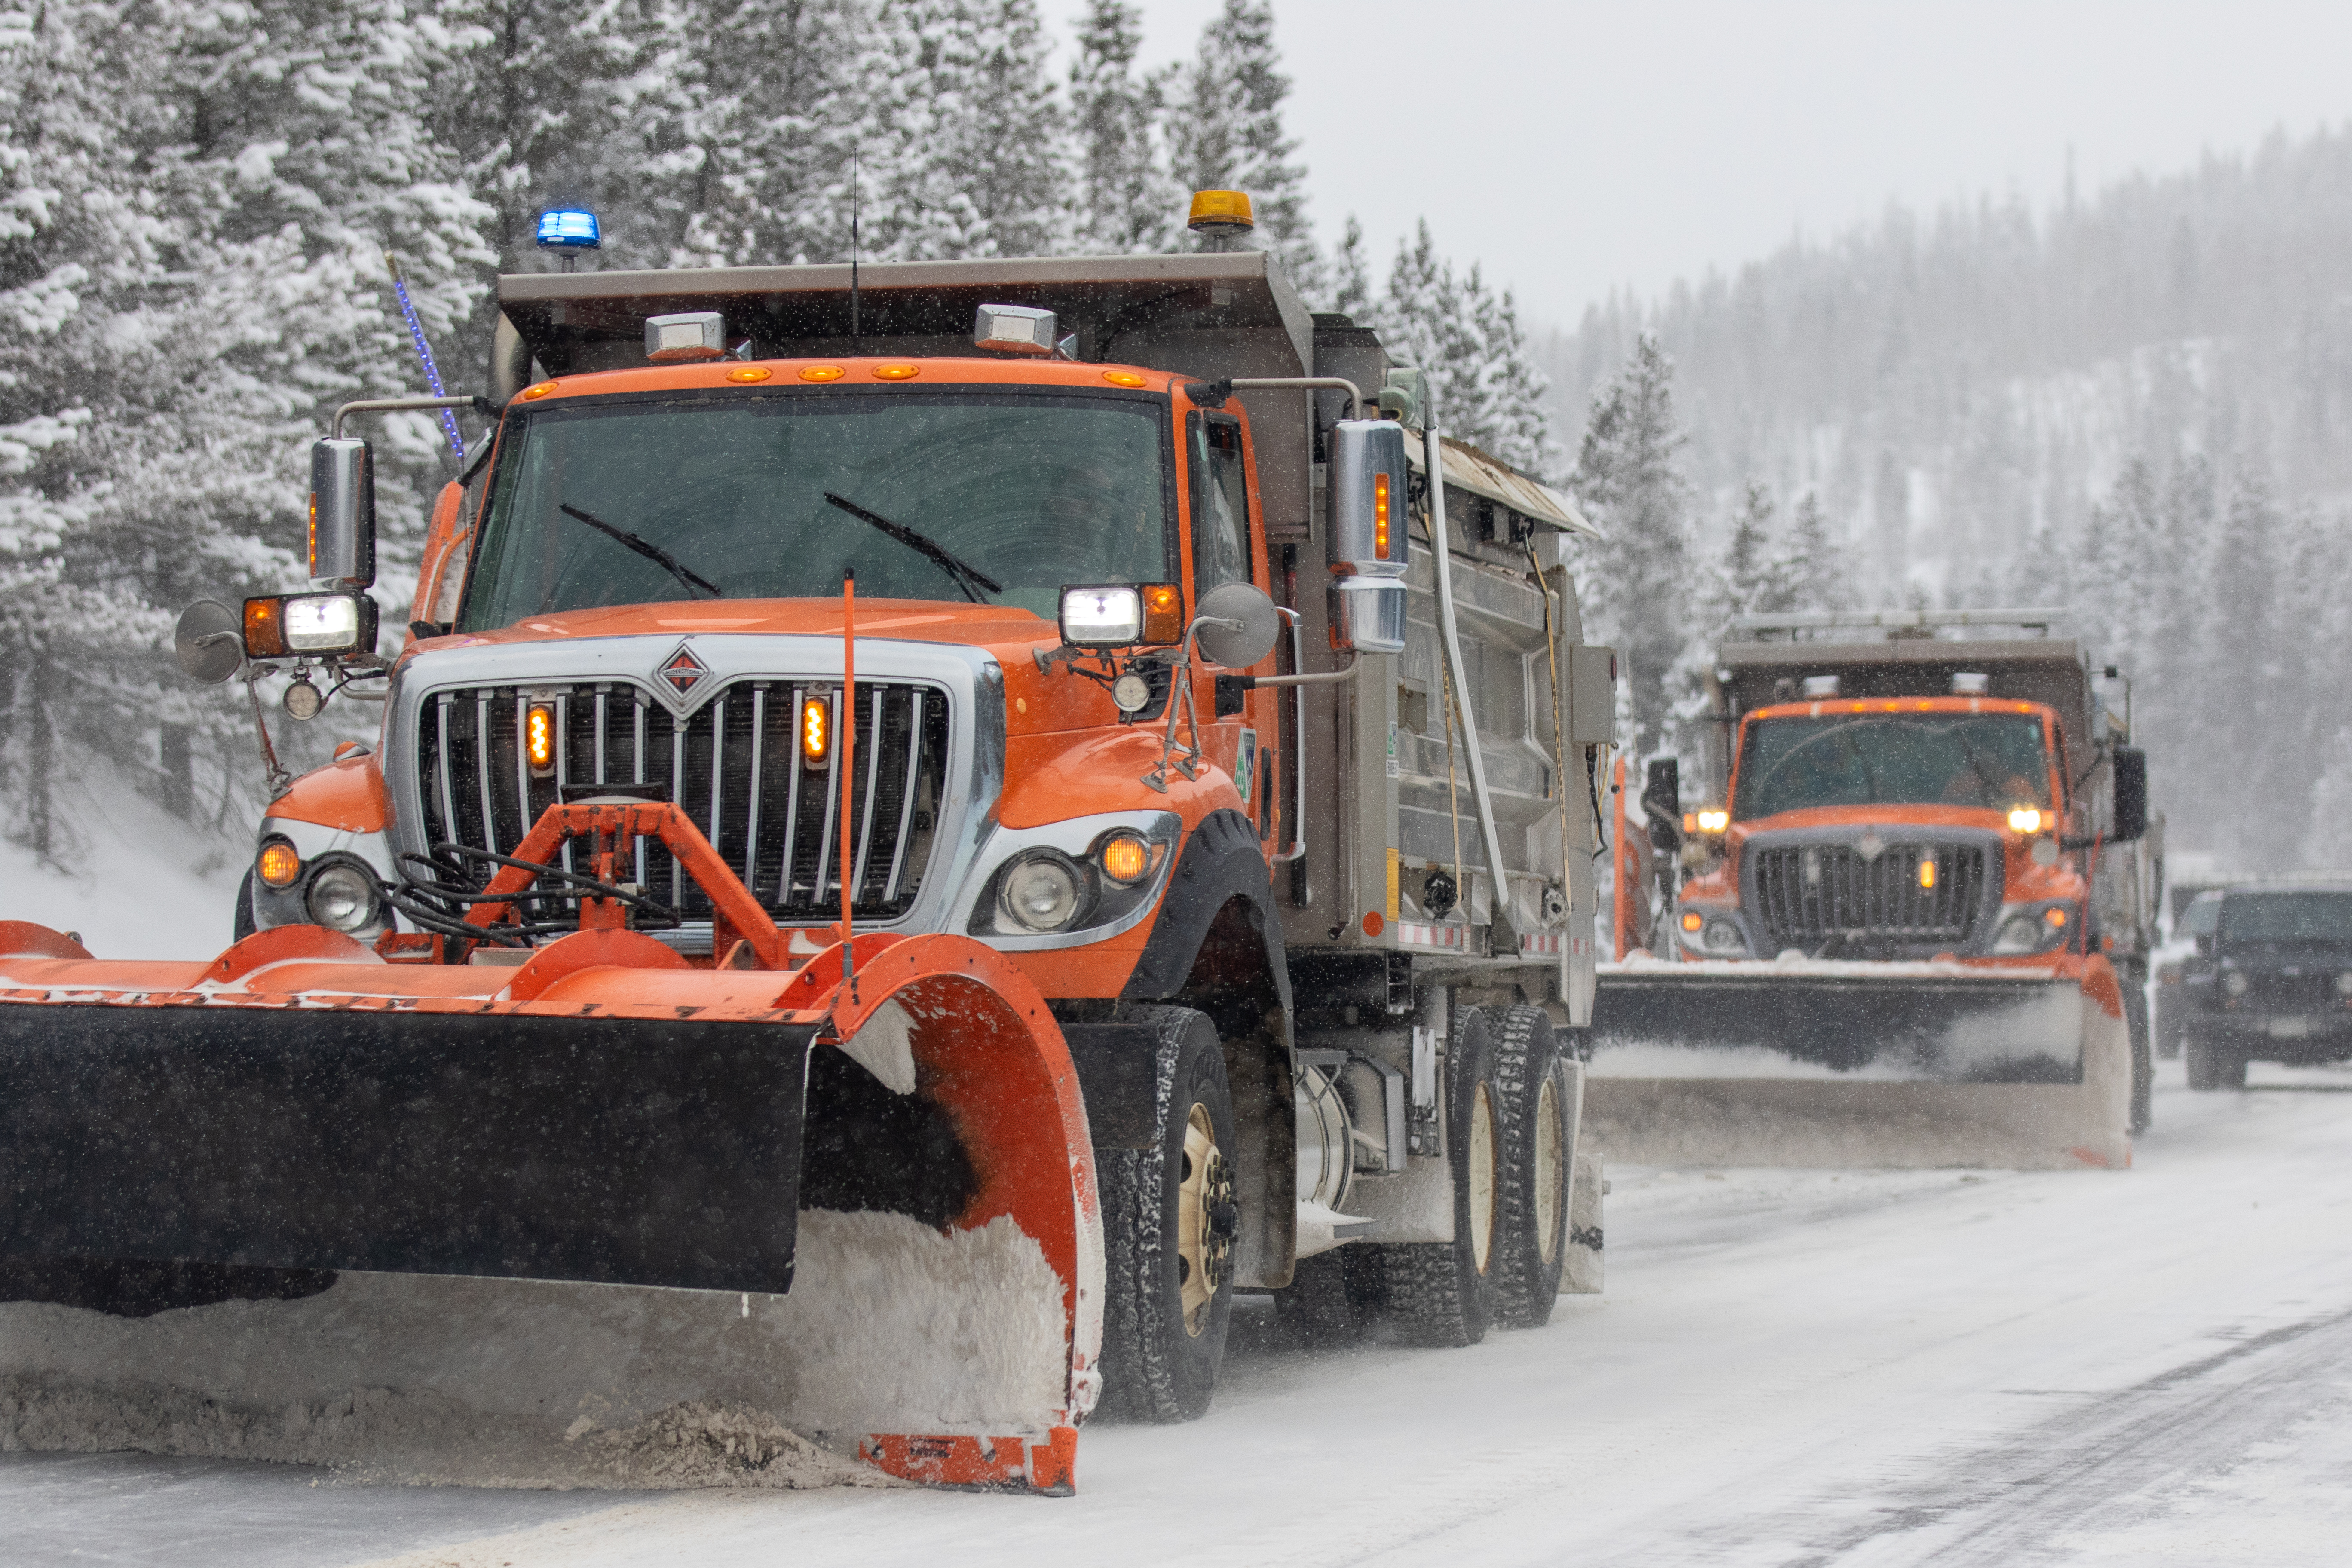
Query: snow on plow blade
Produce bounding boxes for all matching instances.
[1586,958,2132,1170]
[0,804,1102,1494]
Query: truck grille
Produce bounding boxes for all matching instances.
[414,680,950,924]
[1751,841,1988,951]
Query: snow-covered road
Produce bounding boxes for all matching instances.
[9,1058,2349,1567]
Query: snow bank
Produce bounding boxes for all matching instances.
[0,1210,1069,1489]
[0,766,243,961]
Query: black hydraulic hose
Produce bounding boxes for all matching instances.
[383,843,679,947]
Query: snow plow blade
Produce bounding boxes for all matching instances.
[1586,958,2131,1170]
[0,801,1102,1494]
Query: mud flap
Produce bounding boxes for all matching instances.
[1585,962,2132,1169]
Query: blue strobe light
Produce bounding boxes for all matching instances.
[536,209,602,251]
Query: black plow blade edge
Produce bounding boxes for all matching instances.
[0,1004,815,1294]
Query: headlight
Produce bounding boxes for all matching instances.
[998,851,1089,932]
[1991,903,2073,955]
[1060,585,1143,646]
[244,591,376,657]
[2224,971,2249,998]
[1676,910,1747,956]
[284,592,364,652]
[2007,806,2043,834]
[304,860,382,934]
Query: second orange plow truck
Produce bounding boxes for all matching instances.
[0,194,1617,1493]
[1588,609,2154,1170]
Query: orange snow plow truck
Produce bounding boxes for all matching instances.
[1588,610,2152,1170]
[0,203,1616,1492]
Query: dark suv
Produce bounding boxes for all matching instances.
[2180,886,2352,1089]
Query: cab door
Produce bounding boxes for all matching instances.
[1186,409,1278,853]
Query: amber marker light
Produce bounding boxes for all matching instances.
[1917,857,1937,891]
[1141,583,1184,643]
[1374,471,1391,559]
[801,694,831,767]
[2007,806,2043,833]
[525,704,556,775]
[800,364,846,382]
[2045,907,2068,928]
[242,596,287,658]
[726,365,772,383]
[1100,834,1150,884]
[1681,910,1704,933]
[257,840,302,889]
[870,362,922,381]
[1102,370,1149,388]
[521,381,558,400]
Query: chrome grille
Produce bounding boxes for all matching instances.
[1752,841,1988,950]
[414,680,949,923]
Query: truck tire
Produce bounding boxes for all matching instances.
[1271,1249,1373,1345]
[1491,1005,1570,1328]
[1356,1006,1501,1348]
[2184,1034,2247,1092]
[2124,977,2153,1134]
[233,868,257,943]
[1095,1007,1237,1423]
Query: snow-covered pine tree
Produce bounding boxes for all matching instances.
[1167,0,1320,295]
[1328,214,1372,318]
[1778,489,1845,612]
[1569,332,1694,756]
[1464,270,1559,479]
[1361,222,1559,476]
[1066,0,1177,254]
[1712,481,1777,623]
[858,0,1068,261]
[0,0,168,855]
[430,0,673,270]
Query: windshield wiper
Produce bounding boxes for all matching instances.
[823,492,1004,604]
[559,503,723,600]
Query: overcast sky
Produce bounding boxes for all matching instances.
[1063,0,2352,331]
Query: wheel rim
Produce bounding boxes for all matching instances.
[1534,1073,1563,1265]
[1176,1102,1232,1337]
[1468,1082,1497,1275]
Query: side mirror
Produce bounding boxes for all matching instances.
[1192,581,1280,669]
[1643,756,1682,853]
[1328,576,1406,655]
[2109,746,2147,843]
[309,438,377,589]
[173,599,245,685]
[1327,420,1410,576]
[2193,934,2213,958]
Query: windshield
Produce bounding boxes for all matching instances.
[461,389,1172,628]
[2217,893,2352,946]
[1733,712,2052,820]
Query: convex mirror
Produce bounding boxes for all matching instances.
[1192,581,1280,669]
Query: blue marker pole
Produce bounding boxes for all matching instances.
[385,251,467,463]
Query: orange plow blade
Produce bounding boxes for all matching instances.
[0,804,1102,1493]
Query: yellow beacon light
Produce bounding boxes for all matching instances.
[1186,190,1255,234]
